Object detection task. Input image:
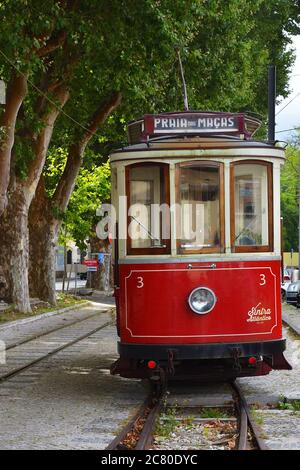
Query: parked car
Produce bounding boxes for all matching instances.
[286,281,300,306]
[281,269,291,300]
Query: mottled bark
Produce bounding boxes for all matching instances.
[0,86,69,312]
[87,235,110,290]
[0,186,31,312]
[29,178,58,305]
[28,92,121,303]
[52,91,122,212]
[0,74,28,217]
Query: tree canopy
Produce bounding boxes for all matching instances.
[0,0,300,310]
[281,136,300,252]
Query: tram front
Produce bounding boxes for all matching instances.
[109,111,291,380]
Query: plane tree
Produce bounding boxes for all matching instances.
[0,0,203,310]
[0,0,299,311]
[28,0,300,305]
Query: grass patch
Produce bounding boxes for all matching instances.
[277,396,300,411]
[251,408,264,426]
[155,404,179,439]
[199,407,230,419]
[0,294,86,324]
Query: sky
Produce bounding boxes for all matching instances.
[275,35,300,141]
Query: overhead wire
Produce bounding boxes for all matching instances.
[276,92,300,116]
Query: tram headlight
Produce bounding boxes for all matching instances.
[188,287,217,315]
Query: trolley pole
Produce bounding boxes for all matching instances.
[175,46,189,111]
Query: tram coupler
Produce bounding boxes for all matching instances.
[149,366,168,398]
[230,347,242,371]
[166,349,177,376]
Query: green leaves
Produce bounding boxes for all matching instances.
[1,0,300,245]
[281,138,300,251]
[63,160,111,249]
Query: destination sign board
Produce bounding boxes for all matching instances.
[127,112,261,144]
[152,114,239,133]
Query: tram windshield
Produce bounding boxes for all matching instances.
[177,162,223,253]
[232,162,270,250]
[127,163,170,254]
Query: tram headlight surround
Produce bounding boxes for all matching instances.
[188,287,217,315]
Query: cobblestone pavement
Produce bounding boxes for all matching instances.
[0,299,299,450]
[238,302,300,450]
[0,302,146,450]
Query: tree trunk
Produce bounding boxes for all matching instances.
[28,222,58,305]
[29,178,59,305]
[0,74,28,218]
[27,92,121,302]
[88,234,111,290]
[0,186,31,312]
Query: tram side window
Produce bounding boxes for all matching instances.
[127,163,170,254]
[231,162,272,251]
[177,162,224,253]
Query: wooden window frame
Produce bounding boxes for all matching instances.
[176,161,225,255]
[230,160,273,253]
[126,162,171,256]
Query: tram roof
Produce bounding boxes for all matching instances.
[110,112,286,159]
[110,135,285,154]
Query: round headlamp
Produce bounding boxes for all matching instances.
[188,287,217,315]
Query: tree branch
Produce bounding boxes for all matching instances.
[26,85,70,196]
[36,30,67,57]
[0,73,28,216]
[79,91,122,148]
[34,49,79,117]
[52,91,122,213]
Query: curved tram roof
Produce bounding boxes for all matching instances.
[110,111,285,162]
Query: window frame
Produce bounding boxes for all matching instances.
[126,162,171,255]
[175,160,225,254]
[230,160,273,253]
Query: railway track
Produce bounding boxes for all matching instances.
[231,381,268,450]
[0,312,114,384]
[3,310,107,351]
[107,380,268,451]
[106,390,163,450]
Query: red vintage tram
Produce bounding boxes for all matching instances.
[109,111,291,381]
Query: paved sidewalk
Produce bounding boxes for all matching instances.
[282,302,300,336]
[0,298,147,450]
[238,303,300,450]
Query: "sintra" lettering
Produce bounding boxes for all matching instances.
[247,303,271,322]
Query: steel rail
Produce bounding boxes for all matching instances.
[106,390,164,450]
[135,397,163,450]
[0,320,113,383]
[231,380,268,450]
[107,379,268,451]
[106,395,153,450]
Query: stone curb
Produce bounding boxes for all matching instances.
[282,312,300,336]
[0,301,89,331]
